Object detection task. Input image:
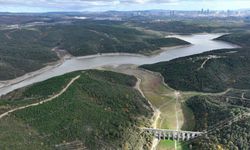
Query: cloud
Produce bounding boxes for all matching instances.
[0,0,117,11]
[0,0,249,12]
[1,0,180,11]
[0,0,179,7]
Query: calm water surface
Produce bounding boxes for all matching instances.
[0,33,239,96]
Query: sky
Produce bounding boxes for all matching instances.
[0,0,250,12]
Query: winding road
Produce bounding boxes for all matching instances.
[0,33,240,150]
[0,33,239,97]
[0,75,80,119]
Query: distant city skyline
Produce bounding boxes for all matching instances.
[0,0,250,13]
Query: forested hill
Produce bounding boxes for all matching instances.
[47,20,190,56]
[216,32,250,47]
[141,32,250,93]
[140,32,250,149]
[0,20,189,80]
[141,47,250,93]
[186,94,250,149]
[0,70,153,149]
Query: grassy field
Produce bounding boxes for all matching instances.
[140,32,250,149]
[107,64,250,150]
[0,70,153,149]
[104,65,196,150]
[140,57,250,150]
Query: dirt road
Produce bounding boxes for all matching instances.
[0,75,80,119]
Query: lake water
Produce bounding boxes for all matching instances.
[0,33,239,96]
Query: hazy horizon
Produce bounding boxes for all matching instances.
[0,0,250,13]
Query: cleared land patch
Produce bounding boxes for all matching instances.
[104,65,196,150]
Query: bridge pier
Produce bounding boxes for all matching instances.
[177,132,180,141]
[192,133,196,139]
[158,131,160,139]
[182,132,186,141]
[167,132,171,140]
[173,132,177,140]
[187,132,190,141]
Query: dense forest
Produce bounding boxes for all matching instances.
[187,94,250,150]
[51,21,189,56]
[2,14,250,149]
[216,32,250,47]
[0,70,153,149]
[0,29,58,80]
[0,20,189,80]
[141,47,250,93]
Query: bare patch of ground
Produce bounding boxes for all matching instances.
[102,65,195,150]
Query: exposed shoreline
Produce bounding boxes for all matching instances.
[0,32,232,88]
[0,33,238,97]
[105,65,183,150]
[0,61,61,88]
[0,57,66,89]
[0,47,72,89]
[0,44,189,91]
[0,75,80,119]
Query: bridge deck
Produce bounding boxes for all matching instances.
[143,128,204,141]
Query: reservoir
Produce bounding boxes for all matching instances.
[0,33,239,96]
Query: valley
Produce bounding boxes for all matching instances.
[0,70,153,149]
[0,13,250,150]
[141,32,250,149]
[0,20,189,81]
[0,33,236,97]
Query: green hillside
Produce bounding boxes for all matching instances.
[0,70,153,149]
[0,29,58,80]
[0,20,189,80]
[140,32,250,149]
[50,21,190,56]
[216,32,250,47]
[141,48,250,93]
[187,93,250,149]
